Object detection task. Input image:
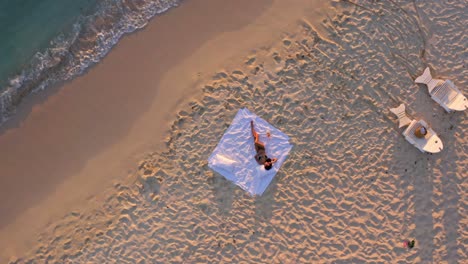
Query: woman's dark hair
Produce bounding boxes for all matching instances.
[265,158,273,170]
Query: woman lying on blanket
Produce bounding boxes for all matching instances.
[251,121,277,170]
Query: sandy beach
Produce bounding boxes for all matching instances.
[1,0,467,263]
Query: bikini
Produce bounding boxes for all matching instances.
[254,139,267,163]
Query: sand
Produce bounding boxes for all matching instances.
[1,0,467,263]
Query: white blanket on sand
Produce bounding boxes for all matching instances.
[208,108,293,196]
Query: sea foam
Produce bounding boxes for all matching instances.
[0,0,181,125]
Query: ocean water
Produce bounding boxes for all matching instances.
[0,0,97,85]
[0,0,181,124]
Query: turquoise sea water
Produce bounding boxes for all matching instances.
[0,0,97,85]
[0,0,181,124]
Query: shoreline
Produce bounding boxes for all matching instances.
[0,0,332,260]
[0,0,180,125]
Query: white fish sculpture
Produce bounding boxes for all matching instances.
[390,104,443,153]
[415,67,467,112]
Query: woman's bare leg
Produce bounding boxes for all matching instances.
[251,121,259,142]
[250,121,265,152]
[251,121,266,152]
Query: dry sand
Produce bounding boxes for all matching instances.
[1,0,467,263]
